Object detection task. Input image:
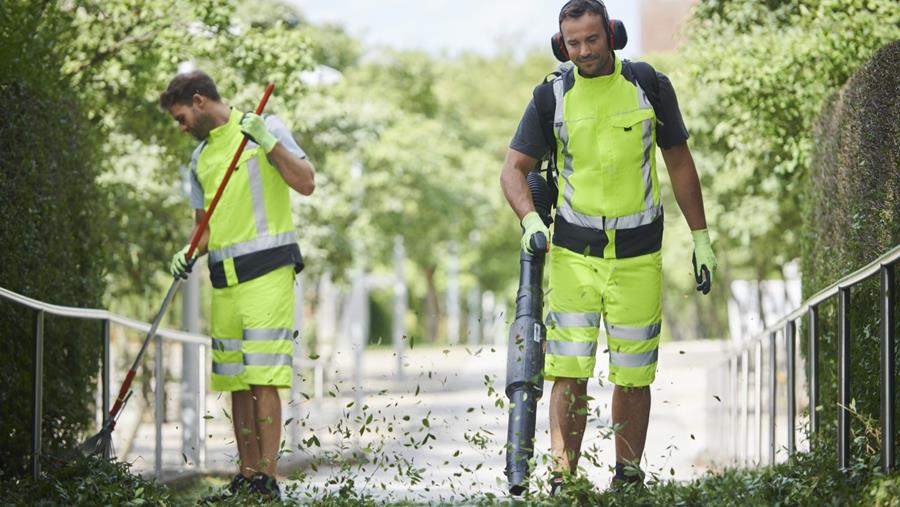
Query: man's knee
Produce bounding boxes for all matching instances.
[614,384,650,394]
[552,377,588,405]
[251,384,279,398]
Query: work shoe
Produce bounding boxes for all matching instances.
[199,473,251,504]
[609,476,648,493]
[250,473,282,501]
[549,474,565,497]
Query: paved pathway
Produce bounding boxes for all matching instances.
[126,340,726,502]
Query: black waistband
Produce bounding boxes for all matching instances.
[209,243,304,288]
[552,212,663,259]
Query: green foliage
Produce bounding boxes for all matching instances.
[0,455,172,506]
[801,40,900,453]
[675,0,900,275]
[0,5,107,476]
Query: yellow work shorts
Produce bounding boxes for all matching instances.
[210,265,295,392]
[544,247,662,387]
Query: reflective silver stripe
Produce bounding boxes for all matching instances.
[243,328,292,341]
[244,353,292,367]
[553,77,577,219]
[546,340,597,357]
[559,203,662,231]
[246,157,269,236]
[609,349,658,367]
[605,203,662,230]
[212,362,244,375]
[211,338,242,352]
[557,202,605,230]
[208,231,298,264]
[635,83,655,210]
[546,312,601,328]
[605,322,661,341]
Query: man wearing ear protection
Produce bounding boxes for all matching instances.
[500,0,717,494]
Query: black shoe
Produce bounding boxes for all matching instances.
[609,474,647,493]
[199,474,251,504]
[549,473,565,497]
[250,473,281,500]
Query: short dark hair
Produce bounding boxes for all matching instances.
[558,0,608,26]
[158,70,221,110]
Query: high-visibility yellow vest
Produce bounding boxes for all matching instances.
[550,58,663,259]
[193,109,303,288]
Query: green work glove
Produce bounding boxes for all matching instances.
[170,245,193,280]
[691,229,718,295]
[521,211,550,255]
[240,112,277,153]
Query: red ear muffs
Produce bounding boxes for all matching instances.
[551,32,570,62]
[609,19,627,50]
[608,20,615,49]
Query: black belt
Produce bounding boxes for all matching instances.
[553,212,663,258]
[209,243,304,288]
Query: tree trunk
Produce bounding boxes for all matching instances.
[423,265,439,343]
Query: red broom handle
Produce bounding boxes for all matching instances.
[108,370,136,421]
[186,82,275,259]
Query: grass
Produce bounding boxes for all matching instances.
[3,449,895,506]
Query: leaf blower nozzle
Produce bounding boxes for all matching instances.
[506,170,553,495]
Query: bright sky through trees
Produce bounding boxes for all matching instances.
[291,0,642,58]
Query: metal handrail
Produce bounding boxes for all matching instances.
[718,243,898,472]
[0,286,208,344]
[1,284,209,480]
[3,283,327,481]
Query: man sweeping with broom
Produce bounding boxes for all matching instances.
[160,70,315,501]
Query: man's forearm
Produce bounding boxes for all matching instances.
[669,168,707,230]
[267,143,316,195]
[662,144,707,231]
[501,150,540,221]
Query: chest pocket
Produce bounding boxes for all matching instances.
[607,108,654,169]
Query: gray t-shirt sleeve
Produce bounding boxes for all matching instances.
[265,115,306,159]
[509,99,551,160]
[188,168,204,209]
[188,142,206,209]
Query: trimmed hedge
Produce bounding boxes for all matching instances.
[0,9,108,477]
[0,456,172,506]
[802,41,900,459]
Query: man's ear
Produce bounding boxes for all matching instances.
[192,93,205,109]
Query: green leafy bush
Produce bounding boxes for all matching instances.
[802,40,900,457]
[0,456,172,507]
[0,5,108,477]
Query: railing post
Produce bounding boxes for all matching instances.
[755,340,763,465]
[769,332,777,465]
[102,319,110,416]
[838,287,851,470]
[730,354,738,464]
[32,310,45,479]
[786,320,796,454]
[155,334,164,480]
[809,305,819,439]
[198,344,207,470]
[881,264,895,473]
[102,319,111,459]
[741,348,750,465]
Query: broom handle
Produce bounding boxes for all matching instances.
[107,83,275,421]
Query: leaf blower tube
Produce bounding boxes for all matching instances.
[505,170,553,495]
